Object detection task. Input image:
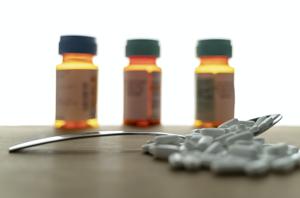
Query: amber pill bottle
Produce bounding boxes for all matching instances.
[55,35,98,129]
[124,39,161,127]
[195,39,235,128]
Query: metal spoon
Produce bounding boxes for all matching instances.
[8,114,282,153]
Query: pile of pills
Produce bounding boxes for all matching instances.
[142,117,300,176]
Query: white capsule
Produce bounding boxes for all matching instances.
[197,136,214,151]
[264,143,288,157]
[245,160,270,176]
[234,140,255,145]
[142,143,154,154]
[214,132,235,144]
[182,154,202,171]
[184,140,198,150]
[199,128,226,138]
[147,143,157,155]
[255,116,268,126]
[192,129,201,133]
[152,145,180,160]
[249,126,260,134]
[200,153,218,168]
[237,124,248,131]
[169,152,184,169]
[239,120,255,128]
[291,152,300,166]
[205,142,224,154]
[154,135,184,145]
[225,131,253,145]
[257,117,273,131]
[271,157,296,173]
[211,156,247,174]
[218,118,239,128]
[228,144,259,160]
[253,137,265,144]
[198,135,214,145]
[287,145,299,155]
[189,134,203,142]
[227,125,240,133]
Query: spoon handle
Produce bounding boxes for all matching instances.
[9,131,183,153]
[9,114,282,153]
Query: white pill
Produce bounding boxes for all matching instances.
[237,124,248,131]
[225,131,253,145]
[254,137,265,144]
[199,128,226,138]
[184,134,193,140]
[271,157,296,173]
[200,153,218,168]
[198,135,214,145]
[147,143,157,155]
[218,118,239,128]
[152,145,180,160]
[205,142,224,154]
[255,116,268,126]
[197,136,214,151]
[142,143,154,154]
[287,145,299,155]
[239,120,255,127]
[192,129,201,133]
[291,153,300,166]
[189,134,203,142]
[182,154,202,171]
[154,135,184,145]
[264,143,288,157]
[234,140,255,145]
[249,126,259,134]
[257,117,273,131]
[184,140,198,150]
[228,144,259,160]
[227,125,240,133]
[235,140,264,152]
[211,157,247,174]
[245,160,270,176]
[214,132,235,144]
[169,152,184,169]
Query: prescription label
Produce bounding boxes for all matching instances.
[151,72,161,120]
[196,73,234,122]
[56,70,97,120]
[124,71,161,120]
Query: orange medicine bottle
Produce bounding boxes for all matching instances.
[124,39,161,127]
[55,35,98,129]
[195,39,235,128]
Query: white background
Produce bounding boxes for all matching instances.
[0,0,299,126]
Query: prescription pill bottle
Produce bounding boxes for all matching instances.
[124,39,161,127]
[55,35,98,129]
[195,39,235,128]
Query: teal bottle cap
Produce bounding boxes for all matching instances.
[126,39,160,57]
[196,39,232,57]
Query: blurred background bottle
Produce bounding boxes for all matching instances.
[195,39,235,128]
[55,35,98,129]
[124,39,161,127]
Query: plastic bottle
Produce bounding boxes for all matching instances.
[195,39,235,128]
[55,35,98,129]
[124,39,161,127]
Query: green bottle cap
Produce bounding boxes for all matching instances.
[196,39,232,57]
[126,39,160,57]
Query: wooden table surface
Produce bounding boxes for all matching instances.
[0,126,300,198]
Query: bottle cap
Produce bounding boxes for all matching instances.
[196,39,232,57]
[126,39,160,57]
[59,35,97,55]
